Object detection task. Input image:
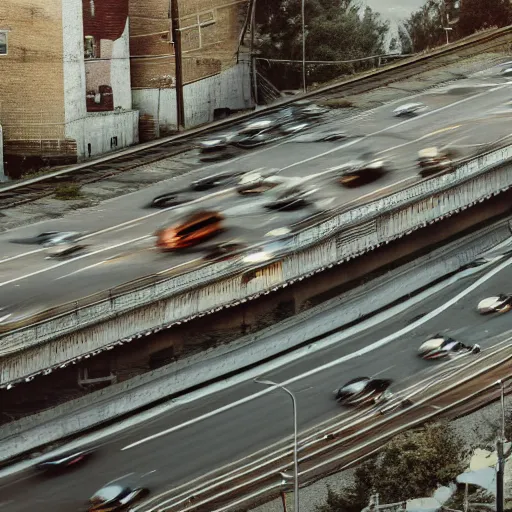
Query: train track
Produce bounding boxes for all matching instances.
[132,340,512,512]
[1,27,512,211]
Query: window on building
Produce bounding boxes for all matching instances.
[0,31,7,56]
[84,35,95,59]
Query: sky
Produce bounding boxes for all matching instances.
[365,0,426,22]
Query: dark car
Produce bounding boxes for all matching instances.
[418,335,480,360]
[88,484,149,511]
[335,158,388,187]
[147,191,191,209]
[417,147,454,177]
[191,171,241,191]
[264,184,317,211]
[203,241,248,262]
[35,449,93,473]
[333,377,393,406]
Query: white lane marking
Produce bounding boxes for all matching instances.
[121,254,512,451]
[105,472,135,485]
[0,249,42,265]
[0,247,507,481]
[279,83,510,172]
[0,236,150,288]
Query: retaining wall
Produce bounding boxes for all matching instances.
[1,217,510,462]
[2,143,512,385]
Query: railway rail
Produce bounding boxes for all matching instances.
[2,26,512,211]
[132,339,512,512]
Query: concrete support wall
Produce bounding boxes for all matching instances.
[2,144,512,385]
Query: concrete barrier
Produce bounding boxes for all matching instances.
[2,142,512,385]
[0,217,509,462]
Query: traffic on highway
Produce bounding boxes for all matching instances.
[2,62,512,322]
[2,58,512,511]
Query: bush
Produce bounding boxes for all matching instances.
[316,422,466,512]
[54,184,82,200]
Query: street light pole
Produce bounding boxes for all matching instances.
[301,0,306,93]
[255,377,299,512]
[496,380,506,512]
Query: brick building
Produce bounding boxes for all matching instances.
[0,0,252,176]
[130,0,252,140]
[0,0,138,178]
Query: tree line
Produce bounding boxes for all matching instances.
[254,0,512,89]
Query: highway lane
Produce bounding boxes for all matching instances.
[1,64,512,313]
[1,247,512,511]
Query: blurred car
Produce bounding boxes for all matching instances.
[264,183,318,211]
[500,67,512,77]
[393,102,426,117]
[198,135,238,161]
[155,209,224,250]
[43,232,87,258]
[279,121,311,135]
[417,147,453,177]
[147,192,190,209]
[334,158,388,187]
[88,484,149,511]
[236,169,283,195]
[318,131,348,142]
[418,335,480,360]
[232,119,280,148]
[333,377,393,406]
[477,294,512,314]
[191,171,242,191]
[35,449,94,473]
[203,241,248,262]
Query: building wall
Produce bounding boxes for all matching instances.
[129,0,252,138]
[63,0,138,161]
[0,0,70,177]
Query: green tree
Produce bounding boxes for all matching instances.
[255,0,388,89]
[400,0,446,53]
[315,422,466,512]
[457,0,512,37]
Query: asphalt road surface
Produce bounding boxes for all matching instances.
[1,245,512,511]
[2,63,512,315]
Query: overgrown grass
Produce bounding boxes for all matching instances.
[318,97,354,109]
[54,184,82,200]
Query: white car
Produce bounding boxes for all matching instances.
[43,232,86,258]
[393,102,427,117]
[477,294,512,314]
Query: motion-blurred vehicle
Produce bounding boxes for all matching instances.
[263,183,318,211]
[236,169,283,195]
[43,232,86,258]
[333,157,388,187]
[88,484,149,511]
[477,294,512,314]
[417,147,454,177]
[500,67,512,77]
[418,335,480,360]
[333,377,393,406]
[203,241,248,262]
[191,171,242,191]
[35,449,93,473]
[147,192,190,209]
[393,102,426,117]
[197,133,238,161]
[155,209,224,250]
[232,119,280,148]
[277,101,329,122]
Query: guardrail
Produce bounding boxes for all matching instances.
[1,25,511,206]
[2,139,512,385]
[133,338,512,512]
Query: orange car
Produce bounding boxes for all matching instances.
[156,210,224,250]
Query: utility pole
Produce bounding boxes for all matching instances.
[250,0,258,105]
[170,0,185,131]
